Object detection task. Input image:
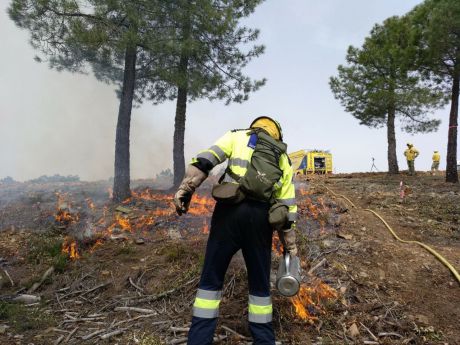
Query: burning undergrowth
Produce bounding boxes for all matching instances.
[1,179,348,343]
[296,182,345,238]
[51,183,341,327]
[53,188,215,260]
[1,176,457,344]
[273,235,338,319]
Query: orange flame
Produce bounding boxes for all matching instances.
[55,209,79,224]
[54,193,79,225]
[151,208,174,217]
[62,238,80,260]
[290,280,338,322]
[89,239,104,253]
[303,197,319,219]
[122,197,132,204]
[272,232,284,256]
[135,215,156,228]
[132,189,172,202]
[108,213,132,233]
[299,188,311,196]
[202,219,209,234]
[300,196,330,233]
[85,198,95,209]
[188,195,215,215]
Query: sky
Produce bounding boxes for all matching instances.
[0,0,457,181]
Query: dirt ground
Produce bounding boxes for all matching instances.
[0,173,459,345]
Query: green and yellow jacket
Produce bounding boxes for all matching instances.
[191,130,297,222]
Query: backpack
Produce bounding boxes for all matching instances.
[213,129,287,203]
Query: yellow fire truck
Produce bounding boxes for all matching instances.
[288,150,333,175]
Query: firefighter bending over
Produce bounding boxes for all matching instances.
[404,143,419,176]
[173,116,298,345]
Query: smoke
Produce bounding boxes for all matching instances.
[0,1,179,182]
[2,0,453,181]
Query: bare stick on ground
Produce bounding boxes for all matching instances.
[2,268,14,287]
[28,266,54,293]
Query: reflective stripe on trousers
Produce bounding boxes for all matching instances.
[187,201,275,345]
[192,289,222,318]
[248,295,273,323]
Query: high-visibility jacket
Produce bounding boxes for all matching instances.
[192,130,297,222]
[404,147,419,161]
[432,152,441,162]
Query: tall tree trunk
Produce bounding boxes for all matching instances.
[387,106,399,174]
[446,73,459,183]
[113,45,137,202]
[172,6,192,189]
[173,54,189,188]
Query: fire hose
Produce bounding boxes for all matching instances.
[322,185,460,284]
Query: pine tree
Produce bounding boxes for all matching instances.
[157,0,266,187]
[330,16,445,174]
[410,0,460,183]
[8,0,174,201]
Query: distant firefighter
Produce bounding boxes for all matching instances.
[431,150,441,175]
[404,143,419,176]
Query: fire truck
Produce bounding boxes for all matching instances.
[288,150,333,175]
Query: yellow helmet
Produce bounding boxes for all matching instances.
[407,143,413,147]
[250,116,283,140]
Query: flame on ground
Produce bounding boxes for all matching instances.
[298,188,311,196]
[299,196,331,233]
[272,232,284,256]
[188,195,215,215]
[55,209,79,225]
[290,280,338,322]
[89,239,104,253]
[62,237,80,260]
[302,197,320,219]
[56,189,215,257]
[151,209,174,217]
[132,189,172,202]
[54,193,79,225]
[202,219,209,234]
[85,198,95,209]
[108,213,132,233]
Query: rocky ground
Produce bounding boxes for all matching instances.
[0,173,459,345]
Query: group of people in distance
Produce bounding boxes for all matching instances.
[404,143,441,176]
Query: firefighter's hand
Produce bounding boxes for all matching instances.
[173,188,193,216]
[173,165,207,216]
[278,228,298,257]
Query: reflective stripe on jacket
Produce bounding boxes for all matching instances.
[192,130,297,221]
[404,148,419,161]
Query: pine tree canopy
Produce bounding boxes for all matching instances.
[330,15,446,134]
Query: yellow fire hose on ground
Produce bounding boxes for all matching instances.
[321,185,460,284]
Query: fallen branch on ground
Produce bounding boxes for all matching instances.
[2,268,14,287]
[308,258,327,275]
[114,306,156,314]
[28,266,55,293]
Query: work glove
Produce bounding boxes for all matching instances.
[268,203,289,230]
[278,227,298,257]
[173,165,207,216]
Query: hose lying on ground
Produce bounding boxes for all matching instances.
[322,185,460,284]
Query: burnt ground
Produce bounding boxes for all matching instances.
[0,173,459,345]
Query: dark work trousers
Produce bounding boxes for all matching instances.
[187,199,275,345]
